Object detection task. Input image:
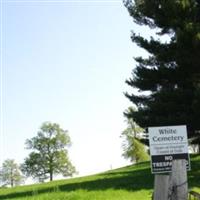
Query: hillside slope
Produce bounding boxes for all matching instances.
[0,155,200,200]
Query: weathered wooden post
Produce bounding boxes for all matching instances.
[169,159,188,200]
[149,126,190,200]
[153,175,170,200]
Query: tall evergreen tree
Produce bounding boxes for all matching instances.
[124,0,200,146]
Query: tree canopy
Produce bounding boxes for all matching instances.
[21,122,76,182]
[121,107,149,163]
[0,159,24,187]
[124,0,200,144]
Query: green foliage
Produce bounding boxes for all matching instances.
[124,0,200,143]
[0,159,24,187]
[121,107,149,163]
[123,137,149,163]
[21,122,76,182]
[0,155,200,200]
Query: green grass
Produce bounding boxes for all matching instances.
[0,154,200,200]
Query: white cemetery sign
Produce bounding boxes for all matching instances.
[148,125,190,173]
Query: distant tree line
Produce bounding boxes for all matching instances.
[0,122,76,187]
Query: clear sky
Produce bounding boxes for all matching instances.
[0,0,149,179]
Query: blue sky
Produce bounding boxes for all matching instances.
[1,0,149,178]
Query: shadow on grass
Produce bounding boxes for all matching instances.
[0,165,154,199]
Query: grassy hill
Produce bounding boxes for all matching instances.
[0,154,200,200]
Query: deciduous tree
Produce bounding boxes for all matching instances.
[121,107,149,163]
[21,122,76,182]
[0,159,24,187]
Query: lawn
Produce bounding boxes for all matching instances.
[0,154,200,200]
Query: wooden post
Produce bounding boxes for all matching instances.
[153,175,169,200]
[169,159,188,200]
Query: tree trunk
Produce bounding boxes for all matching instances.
[50,172,53,181]
[10,169,14,187]
[11,178,14,187]
[49,166,53,181]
